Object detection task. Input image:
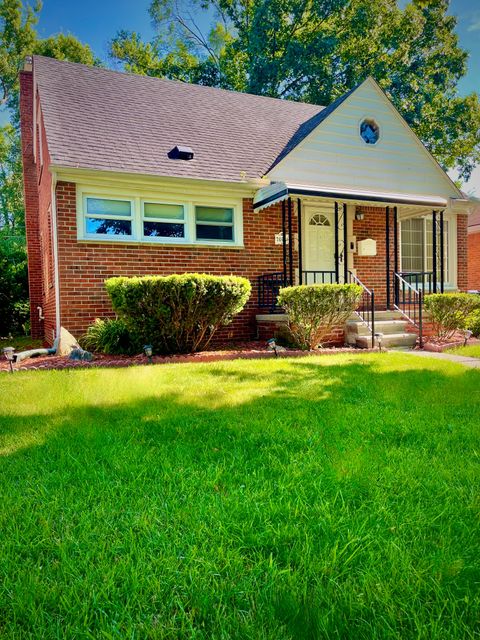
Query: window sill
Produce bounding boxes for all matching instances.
[76,237,245,250]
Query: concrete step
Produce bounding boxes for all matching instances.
[346,319,408,336]
[348,310,405,322]
[356,332,417,349]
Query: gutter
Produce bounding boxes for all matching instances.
[51,171,61,338]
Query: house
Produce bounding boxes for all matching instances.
[467,201,480,290]
[20,56,474,348]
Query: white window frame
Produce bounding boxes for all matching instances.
[399,214,457,289]
[81,194,135,240]
[141,200,187,244]
[194,204,236,244]
[76,187,243,247]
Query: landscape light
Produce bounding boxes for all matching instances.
[374,332,384,351]
[3,347,15,373]
[143,344,153,363]
[464,330,473,346]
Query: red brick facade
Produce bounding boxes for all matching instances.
[19,68,471,346]
[457,214,469,291]
[20,70,57,342]
[468,231,480,290]
[54,183,299,343]
[353,205,396,308]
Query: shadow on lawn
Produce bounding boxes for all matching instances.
[1,357,479,458]
[0,357,479,638]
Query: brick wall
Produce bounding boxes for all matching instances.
[20,70,56,342]
[457,214,468,291]
[55,184,298,342]
[468,231,480,290]
[352,206,395,308]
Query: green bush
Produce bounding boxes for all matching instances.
[105,274,251,354]
[467,308,480,337]
[424,293,480,340]
[79,318,139,355]
[277,283,363,350]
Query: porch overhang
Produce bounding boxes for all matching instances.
[253,181,449,213]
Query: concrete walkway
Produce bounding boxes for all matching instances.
[398,349,480,368]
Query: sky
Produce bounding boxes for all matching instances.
[14,0,480,193]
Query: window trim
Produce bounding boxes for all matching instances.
[76,187,243,247]
[82,194,135,239]
[399,214,457,289]
[141,199,187,243]
[194,204,236,243]
[357,115,382,147]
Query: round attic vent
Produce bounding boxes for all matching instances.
[360,119,380,145]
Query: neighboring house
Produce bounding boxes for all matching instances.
[20,56,474,347]
[467,201,480,290]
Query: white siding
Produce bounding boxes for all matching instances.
[267,79,460,200]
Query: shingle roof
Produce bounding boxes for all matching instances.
[33,55,334,183]
[468,203,480,231]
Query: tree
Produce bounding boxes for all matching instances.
[0,0,99,334]
[110,0,480,181]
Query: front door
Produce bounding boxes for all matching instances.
[303,204,336,284]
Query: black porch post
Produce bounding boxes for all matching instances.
[297,198,303,285]
[439,210,445,293]
[343,203,348,283]
[334,201,339,283]
[386,206,390,309]
[287,197,293,285]
[432,210,437,293]
[393,206,398,306]
[282,199,287,285]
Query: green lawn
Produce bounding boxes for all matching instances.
[0,335,43,352]
[0,353,479,639]
[446,344,480,358]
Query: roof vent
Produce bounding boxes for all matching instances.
[168,145,194,160]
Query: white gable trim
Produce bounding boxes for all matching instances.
[267,77,463,199]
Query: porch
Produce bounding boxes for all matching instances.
[254,183,459,348]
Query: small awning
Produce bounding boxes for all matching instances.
[253,182,449,212]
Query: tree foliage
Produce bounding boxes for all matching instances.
[0,0,99,334]
[110,0,480,180]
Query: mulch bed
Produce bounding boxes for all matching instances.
[0,341,376,373]
[422,335,480,352]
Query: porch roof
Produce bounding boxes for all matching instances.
[253,181,450,213]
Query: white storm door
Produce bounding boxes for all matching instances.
[303,205,336,284]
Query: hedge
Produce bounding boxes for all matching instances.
[424,293,480,340]
[277,283,363,350]
[105,274,251,354]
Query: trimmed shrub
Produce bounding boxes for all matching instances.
[277,283,363,350]
[424,293,480,340]
[467,308,480,337]
[80,318,139,355]
[105,274,251,354]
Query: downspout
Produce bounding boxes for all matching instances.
[51,171,61,338]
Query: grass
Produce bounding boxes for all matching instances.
[0,352,479,639]
[446,344,480,358]
[0,335,43,352]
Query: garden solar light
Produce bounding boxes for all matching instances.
[464,330,473,346]
[266,338,279,357]
[3,347,15,373]
[143,344,153,363]
[374,332,384,351]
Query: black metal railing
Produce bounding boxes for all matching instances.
[394,272,423,347]
[301,270,336,285]
[258,271,338,311]
[257,272,287,312]
[398,271,434,295]
[348,271,375,348]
